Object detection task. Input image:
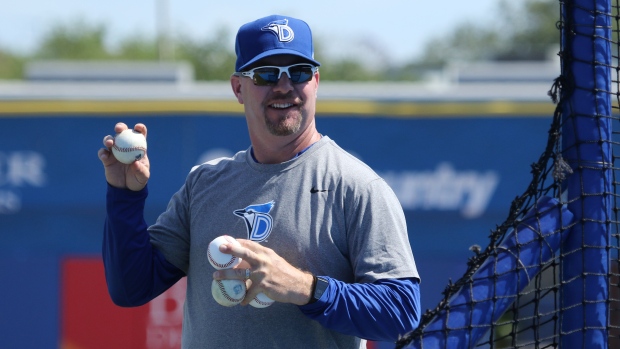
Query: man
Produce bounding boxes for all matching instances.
[99,14,420,349]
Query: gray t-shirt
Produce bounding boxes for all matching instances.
[149,136,418,349]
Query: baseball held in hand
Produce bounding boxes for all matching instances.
[208,235,242,270]
[250,292,275,308]
[112,129,147,164]
[212,279,246,307]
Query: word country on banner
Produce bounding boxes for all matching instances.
[381,162,499,219]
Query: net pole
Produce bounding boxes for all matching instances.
[560,0,612,347]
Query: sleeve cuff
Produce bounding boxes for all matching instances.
[298,276,332,310]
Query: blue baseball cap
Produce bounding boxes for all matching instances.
[235,15,321,72]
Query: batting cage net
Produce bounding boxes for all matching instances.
[395,0,619,348]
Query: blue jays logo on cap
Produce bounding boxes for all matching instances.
[262,19,294,42]
[234,201,275,242]
[235,15,321,72]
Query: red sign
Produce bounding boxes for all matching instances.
[61,257,185,349]
[61,256,378,349]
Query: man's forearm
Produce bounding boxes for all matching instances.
[300,277,421,342]
[103,184,185,307]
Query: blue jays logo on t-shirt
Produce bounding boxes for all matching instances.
[233,201,275,242]
[261,19,294,43]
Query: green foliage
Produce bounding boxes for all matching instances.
[494,0,559,60]
[35,19,110,60]
[418,23,502,67]
[115,35,159,60]
[0,48,24,79]
[0,0,560,81]
[174,28,236,81]
[415,0,558,66]
[318,58,382,81]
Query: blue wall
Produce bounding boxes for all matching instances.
[0,112,550,348]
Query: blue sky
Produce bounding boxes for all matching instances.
[1,0,499,64]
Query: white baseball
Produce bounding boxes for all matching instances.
[208,235,242,270]
[112,129,147,164]
[211,279,246,307]
[249,292,275,308]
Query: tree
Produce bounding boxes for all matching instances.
[115,35,159,61]
[0,48,24,80]
[413,23,502,69]
[494,0,559,60]
[174,28,237,81]
[0,0,561,81]
[413,0,558,66]
[318,58,382,81]
[34,19,110,60]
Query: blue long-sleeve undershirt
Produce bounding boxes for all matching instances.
[103,184,185,306]
[300,277,421,342]
[103,184,421,341]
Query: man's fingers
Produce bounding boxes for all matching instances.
[241,286,261,306]
[235,239,255,249]
[134,123,148,138]
[98,148,110,162]
[213,267,251,281]
[114,122,128,134]
[98,147,119,166]
[219,240,259,263]
[102,135,114,149]
[111,122,147,139]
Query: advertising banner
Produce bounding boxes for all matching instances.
[0,112,550,348]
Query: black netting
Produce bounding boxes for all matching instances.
[395,0,619,348]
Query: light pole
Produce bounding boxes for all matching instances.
[156,0,173,60]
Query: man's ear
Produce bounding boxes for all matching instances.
[230,75,244,104]
[314,70,320,97]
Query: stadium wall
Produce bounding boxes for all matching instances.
[0,92,556,348]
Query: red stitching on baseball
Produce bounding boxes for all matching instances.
[207,250,239,269]
[208,236,239,269]
[253,296,274,306]
[112,144,147,153]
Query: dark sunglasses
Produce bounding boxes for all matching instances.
[235,63,318,86]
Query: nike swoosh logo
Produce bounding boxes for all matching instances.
[310,187,330,193]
